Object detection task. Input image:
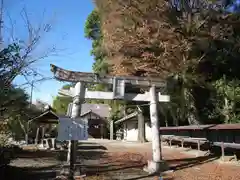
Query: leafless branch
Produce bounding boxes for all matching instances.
[1,5,62,88]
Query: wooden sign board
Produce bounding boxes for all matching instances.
[57,117,88,141]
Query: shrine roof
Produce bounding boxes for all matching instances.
[30,109,59,124]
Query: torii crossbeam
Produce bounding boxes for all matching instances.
[50,64,166,87]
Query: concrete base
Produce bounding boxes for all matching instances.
[56,175,86,180]
[37,144,47,150]
[57,165,86,180]
[143,160,169,174]
[220,155,237,162]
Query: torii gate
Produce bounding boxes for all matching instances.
[50,64,170,176]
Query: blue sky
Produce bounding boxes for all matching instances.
[4,0,95,105]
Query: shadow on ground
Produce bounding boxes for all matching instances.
[15,149,60,159]
[0,142,108,180]
[166,154,220,171]
[77,152,219,179]
[0,165,58,180]
[77,145,107,150]
[2,141,221,180]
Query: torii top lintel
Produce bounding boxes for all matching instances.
[50,64,166,87]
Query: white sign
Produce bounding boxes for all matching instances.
[57,117,88,141]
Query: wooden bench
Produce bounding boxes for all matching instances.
[212,142,240,161]
[161,135,175,142]
[162,135,240,160]
[171,137,208,149]
[160,124,240,160]
[161,135,210,156]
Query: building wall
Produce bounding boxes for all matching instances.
[124,121,138,141]
[123,120,152,142]
[145,122,152,142]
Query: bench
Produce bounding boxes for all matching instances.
[212,142,240,161]
[162,135,240,160]
[161,135,175,142]
[171,137,208,150]
[161,135,210,156]
[38,138,57,150]
[160,124,240,160]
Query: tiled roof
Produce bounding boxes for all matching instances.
[81,103,110,118]
[67,103,110,118]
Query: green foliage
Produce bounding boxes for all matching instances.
[52,96,72,115]
[85,9,109,75]
[0,86,40,141]
[52,84,72,115]
[213,78,240,123]
[0,87,29,117]
[84,9,125,121]
[84,9,101,40]
[0,43,42,141]
[0,44,21,86]
[0,44,30,117]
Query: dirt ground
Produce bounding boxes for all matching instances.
[86,139,240,180]
[1,139,240,180]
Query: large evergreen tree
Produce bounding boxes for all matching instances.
[84,9,109,75]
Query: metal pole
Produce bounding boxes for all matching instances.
[30,80,34,107]
[25,121,29,145]
[0,0,4,48]
[25,80,34,145]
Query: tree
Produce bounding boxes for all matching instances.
[94,0,205,125]
[84,9,128,119]
[7,104,40,141]
[0,1,62,145]
[0,4,60,113]
[52,84,73,115]
[84,9,109,75]
[95,0,184,76]
[0,87,28,117]
[94,0,240,126]
[0,83,41,142]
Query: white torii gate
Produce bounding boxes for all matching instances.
[51,64,170,176]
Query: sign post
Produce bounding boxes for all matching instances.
[57,82,86,179]
[70,82,86,179]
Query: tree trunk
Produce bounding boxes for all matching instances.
[35,127,40,145]
[137,111,146,143]
[223,97,230,123]
[185,88,200,125]
[169,107,178,126]
[25,133,28,145]
[180,83,186,124]
[165,118,168,127]
[110,120,114,140]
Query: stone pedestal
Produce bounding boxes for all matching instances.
[143,160,169,174]
[50,138,56,150]
[44,139,50,149]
